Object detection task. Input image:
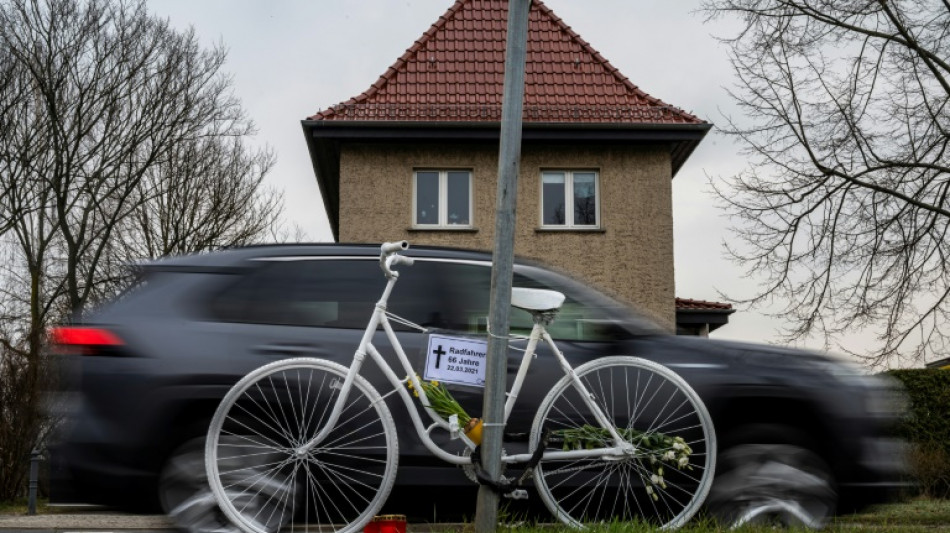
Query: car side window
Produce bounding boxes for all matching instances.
[209,258,450,330]
[436,262,614,341]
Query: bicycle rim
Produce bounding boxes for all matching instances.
[530,356,715,529]
[206,357,398,533]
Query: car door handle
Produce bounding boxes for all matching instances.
[254,344,325,357]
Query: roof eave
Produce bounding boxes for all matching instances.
[301,119,711,239]
[302,120,710,171]
[303,118,710,131]
[675,307,735,334]
[675,308,736,315]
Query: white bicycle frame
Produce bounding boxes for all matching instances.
[295,242,631,468]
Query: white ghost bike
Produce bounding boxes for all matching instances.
[205,241,716,533]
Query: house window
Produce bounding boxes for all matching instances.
[541,170,599,227]
[414,170,472,227]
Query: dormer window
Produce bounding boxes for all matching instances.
[413,170,472,228]
[541,170,599,228]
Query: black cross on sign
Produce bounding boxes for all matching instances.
[433,345,446,368]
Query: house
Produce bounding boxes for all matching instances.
[301,0,721,332]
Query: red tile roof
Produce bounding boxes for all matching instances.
[309,0,703,125]
[675,298,734,312]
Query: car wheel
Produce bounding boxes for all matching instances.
[707,442,837,529]
[159,436,240,533]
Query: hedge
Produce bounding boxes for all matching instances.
[888,369,950,498]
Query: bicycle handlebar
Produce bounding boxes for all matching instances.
[380,240,412,278]
[381,241,409,254]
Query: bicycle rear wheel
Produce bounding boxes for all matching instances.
[530,356,715,529]
[206,358,398,533]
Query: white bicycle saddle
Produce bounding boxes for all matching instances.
[510,287,566,312]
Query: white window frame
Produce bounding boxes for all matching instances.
[412,169,473,228]
[539,170,600,228]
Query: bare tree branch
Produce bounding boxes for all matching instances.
[705,0,950,367]
[0,0,283,500]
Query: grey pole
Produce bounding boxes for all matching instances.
[474,1,530,531]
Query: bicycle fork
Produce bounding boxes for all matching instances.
[292,348,366,457]
[294,280,398,456]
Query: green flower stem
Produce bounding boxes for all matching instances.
[408,378,472,426]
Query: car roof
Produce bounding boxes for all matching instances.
[137,243,497,271]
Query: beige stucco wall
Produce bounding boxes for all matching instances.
[337,142,675,328]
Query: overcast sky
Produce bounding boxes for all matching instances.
[143,1,875,358]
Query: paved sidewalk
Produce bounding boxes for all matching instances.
[0,512,175,531]
[0,513,473,533]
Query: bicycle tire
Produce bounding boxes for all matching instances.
[530,356,716,529]
[206,357,398,533]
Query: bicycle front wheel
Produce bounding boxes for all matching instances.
[530,356,715,529]
[206,358,398,533]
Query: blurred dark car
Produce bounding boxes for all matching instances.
[49,243,906,529]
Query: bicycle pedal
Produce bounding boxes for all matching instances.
[504,489,528,500]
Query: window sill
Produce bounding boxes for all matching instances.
[535,227,606,233]
[408,227,480,233]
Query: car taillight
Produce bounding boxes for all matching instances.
[50,326,125,356]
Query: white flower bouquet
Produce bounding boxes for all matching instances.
[552,425,692,500]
